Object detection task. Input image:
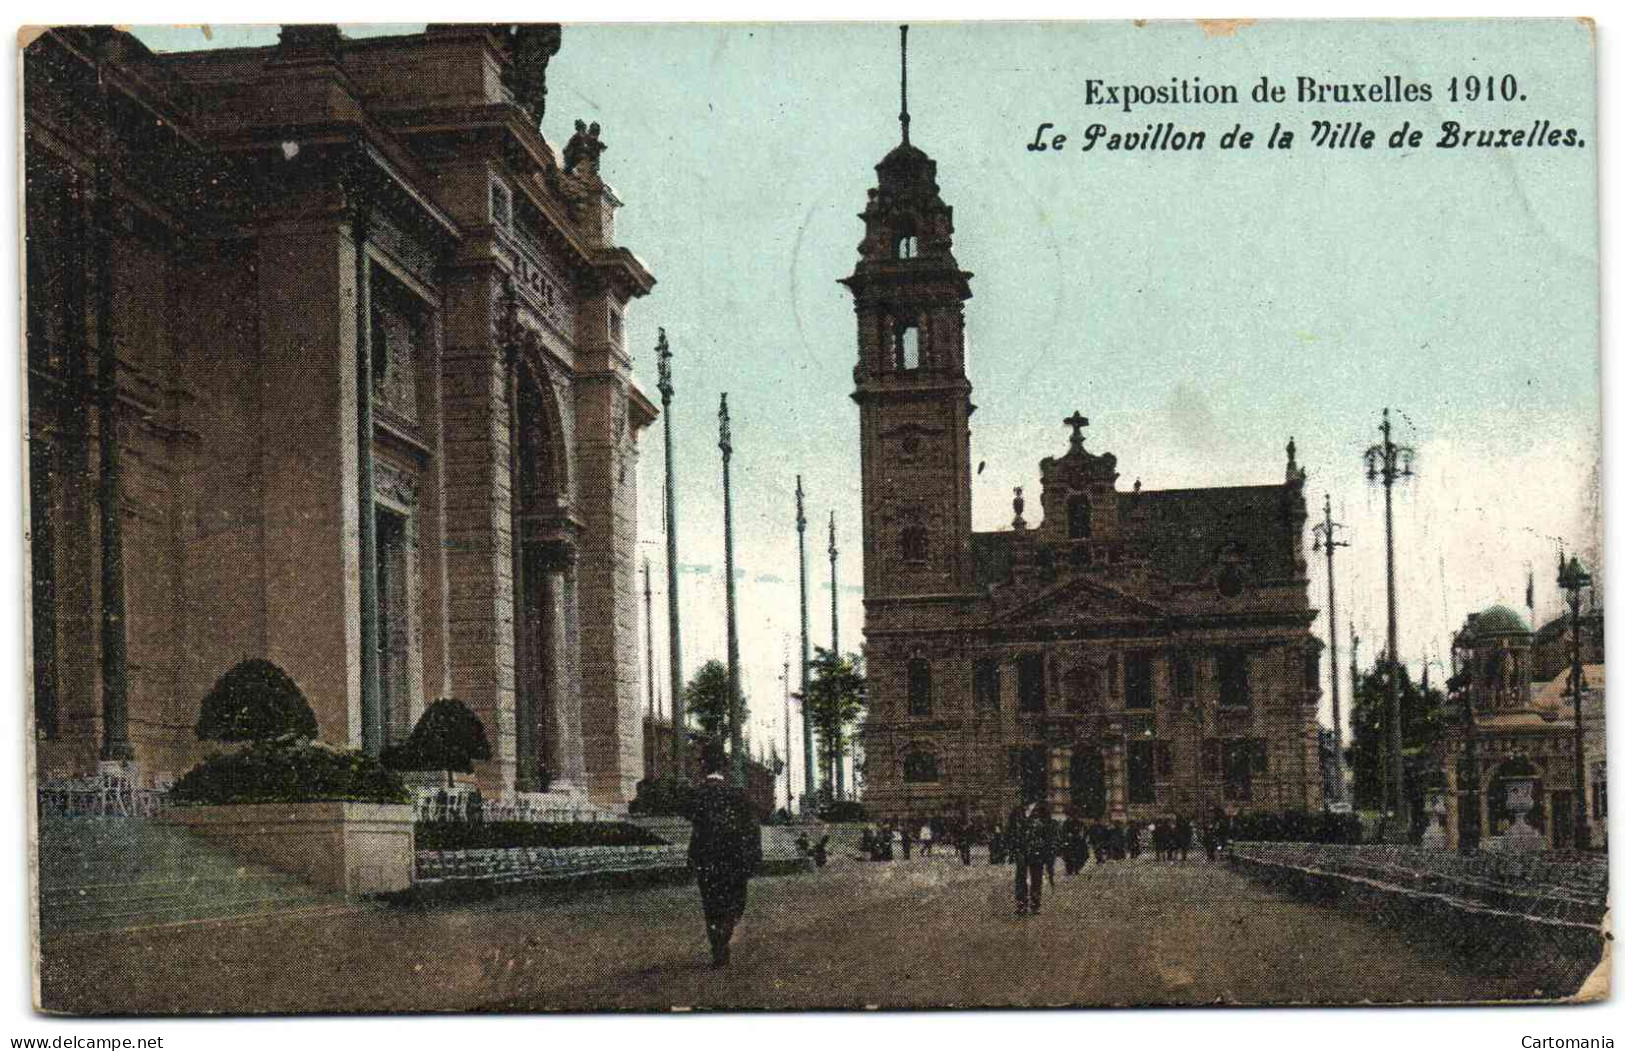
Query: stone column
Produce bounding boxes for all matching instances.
[1048,742,1072,818]
[549,542,587,790]
[1106,734,1128,821]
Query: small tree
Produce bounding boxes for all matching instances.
[801,648,866,796]
[196,658,318,745]
[399,698,492,788]
[684,660,740,760]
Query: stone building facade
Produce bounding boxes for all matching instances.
[844,124,1324,828]
[25,25,657,807]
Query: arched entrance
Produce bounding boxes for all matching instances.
[511,363,569,793]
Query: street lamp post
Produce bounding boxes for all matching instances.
[1312,493,1351,804]
[1364,407,1415,840]
[1451,629,1480,855]
[1557,552,1593,851]
[655,330,685,780]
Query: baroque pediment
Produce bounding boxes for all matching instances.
[999,573,1169,626]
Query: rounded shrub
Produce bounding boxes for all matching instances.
[196,658,318,744]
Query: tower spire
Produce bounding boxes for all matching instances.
[899,24,910,145]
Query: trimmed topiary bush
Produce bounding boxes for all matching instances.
[170,740,409,806]
[386,698,491,788]
[195,658,318,744]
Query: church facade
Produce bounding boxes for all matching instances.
[845,114,1324,828]
[25,26,656,807]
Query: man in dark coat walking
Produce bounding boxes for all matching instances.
[686,750,763,968]
[1007,799,1050,916]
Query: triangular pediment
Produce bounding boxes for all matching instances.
[1001,574,1169,626]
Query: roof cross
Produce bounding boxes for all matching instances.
[1064,411,1090,452]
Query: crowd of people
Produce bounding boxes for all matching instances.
[850,806,1236,875]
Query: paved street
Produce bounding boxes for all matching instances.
[40,850,1566,1013]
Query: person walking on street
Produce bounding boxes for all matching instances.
[686,748,764,968]
[919,821,934,857]
[1008,799,1050,916]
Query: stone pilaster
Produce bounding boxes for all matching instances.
[255,221,363,748]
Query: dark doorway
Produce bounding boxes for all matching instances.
[1019,745,1048,805]
[375,508,410,744]
[1551,790,1574,849]
[1071,749,1106,818]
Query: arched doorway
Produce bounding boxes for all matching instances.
[512,363,567,792]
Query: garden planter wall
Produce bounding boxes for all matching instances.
[163,802,415,895]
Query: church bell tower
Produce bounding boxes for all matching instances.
[843,26,977,602]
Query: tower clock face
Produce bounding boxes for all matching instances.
[900,432,921,458]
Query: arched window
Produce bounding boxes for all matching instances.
[894,217,919,260]
[1068,493,1092,539]
[907,657,932,717]
[900,525,928,563]
[895,322,920,370]
[903,749,939,783]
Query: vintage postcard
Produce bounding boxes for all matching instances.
[20,17,1606,1016]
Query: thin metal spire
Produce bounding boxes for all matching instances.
[899,25,910,145]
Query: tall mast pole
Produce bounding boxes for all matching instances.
[796,476,815,806]
[899,25,910,145]
[643,558,658,780]
[829,510,843,800]
[783,655,792,814]
[1313,494,1350,803]
[1350,626,1361,804]
[719,395,744,787]
[655,330,685,780]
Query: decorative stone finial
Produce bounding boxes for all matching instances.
[1012,486,1027,531]
[1064,411,1090,454]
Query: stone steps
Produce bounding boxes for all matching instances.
[37,816,346,937]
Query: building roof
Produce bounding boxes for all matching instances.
[1530,663,1606,714]
[1472,604,1530,635]
[1123,484,1295,583]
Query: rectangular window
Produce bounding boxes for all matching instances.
[1174,655,1195,700]
[1218,648,1251,708]
[973,658,1000,711]
[490,180,513,229]
[1202,739,1222,780]
[1128,740,1156,803]
[1304,648,1321,689]
[1017,653,1046,712]
[1155,740,1175,779]
[907,658,932,718]
[1125,650,1153,709]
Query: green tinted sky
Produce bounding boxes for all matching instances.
[135,21,1600,774]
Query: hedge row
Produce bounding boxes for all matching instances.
[170,740,409,806]
[415,820,667,851]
